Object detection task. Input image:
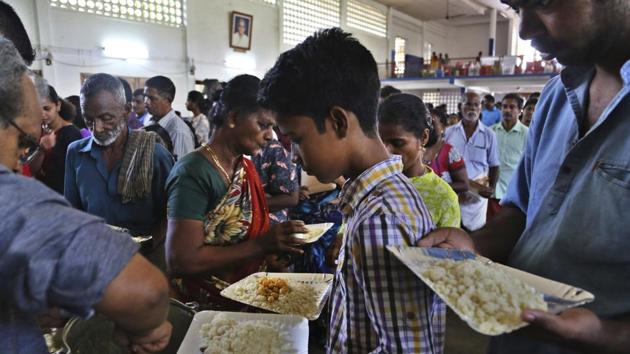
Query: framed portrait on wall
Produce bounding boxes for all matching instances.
[230,11,253,51]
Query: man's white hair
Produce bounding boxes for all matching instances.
[79,73,127,113]
[0,36,28,127]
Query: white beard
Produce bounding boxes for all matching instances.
[93,120,125,146]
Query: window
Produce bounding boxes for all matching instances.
[249,0,276,4]
[422,90,461,115]
[283,0,341,46]
[49,0,187,28]
[516,38,541,63]
[346,0,387,38]
[424,42,432,62]
[394,36,406,77]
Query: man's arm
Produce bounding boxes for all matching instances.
[95,254,169,336]
[471,204,525,262]
[488,165,500,191]
[522,308,630,354]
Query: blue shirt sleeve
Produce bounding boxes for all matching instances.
[64,141,83,210]
[0,174,138,317]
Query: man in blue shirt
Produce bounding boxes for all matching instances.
[131,88,151,127]
[481,94,501,126]
[422,0,630,353]
[65,73,174,268]
[0,35,171,354]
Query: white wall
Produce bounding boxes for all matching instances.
[187,0,279,81]
[445,21,509,58]
[7,0,402,110]
[388,9,424,59]
[423,21,449,57]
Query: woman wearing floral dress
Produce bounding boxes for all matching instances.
[165,75,307,310]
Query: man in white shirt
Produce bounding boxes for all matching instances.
[144,76,195,160]
[445,91,500,231]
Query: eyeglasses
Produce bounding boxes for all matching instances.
[8,120,41,164]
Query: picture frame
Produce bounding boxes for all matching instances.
[230,11,253,51]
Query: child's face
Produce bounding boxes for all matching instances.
[378,123,426,175]
[277,115,345,184]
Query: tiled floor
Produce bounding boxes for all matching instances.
[444,309,489,354]
[309,309,489,353]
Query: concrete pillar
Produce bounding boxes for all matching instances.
[488,7,497,56]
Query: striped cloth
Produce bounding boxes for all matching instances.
[327,155,445,354]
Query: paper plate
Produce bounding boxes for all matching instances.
[387,246,595,336]
[292,223,334,243]
[177,311,308,354]
[220,272,333,320]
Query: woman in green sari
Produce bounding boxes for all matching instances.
[165,74,307,310]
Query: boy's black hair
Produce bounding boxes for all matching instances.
[258,27,380,137]
[378,93,436,146]
[145,75,176,103]
[380,85,401,99]
[132,88,144,97]
[0,1,35,65]
[483,94,495,103]
[211,74,261,128]
[501,92,525,109]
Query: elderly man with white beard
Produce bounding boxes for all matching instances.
[444,91,500,231]
[64,73,174,270]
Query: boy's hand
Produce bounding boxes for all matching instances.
[416,227,475,252]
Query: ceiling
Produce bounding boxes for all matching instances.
[374,0,513,22]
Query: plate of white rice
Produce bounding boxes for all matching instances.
[177,311,308,354]
[387,246,595,336]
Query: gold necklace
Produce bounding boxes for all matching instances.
[203,144,231,183]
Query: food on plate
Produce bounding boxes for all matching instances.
[231,276,319,318]
[422,258,548,335]
[199,313,294,354]
[257,277,290,303]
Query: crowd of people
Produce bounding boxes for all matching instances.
[1,0,630,353]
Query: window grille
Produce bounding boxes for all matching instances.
[49,0,187,28]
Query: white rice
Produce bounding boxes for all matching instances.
[199,313,295,354]
[422,259,548,335]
